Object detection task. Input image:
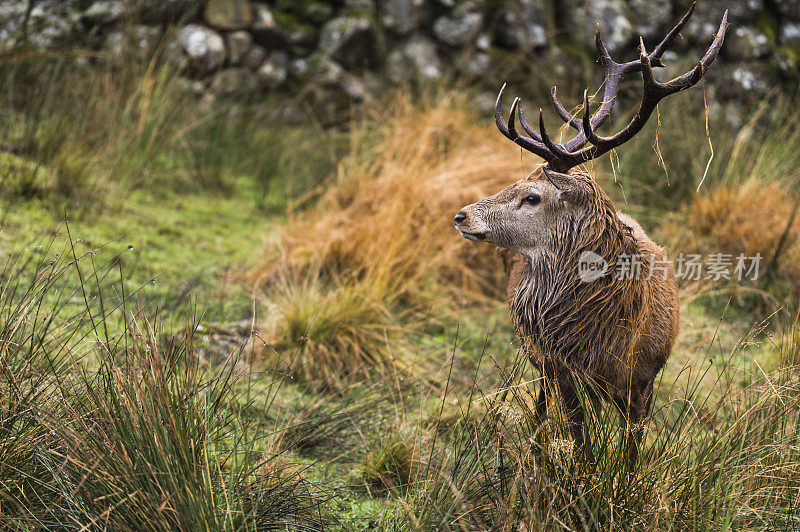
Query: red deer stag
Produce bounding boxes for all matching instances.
[454,4,727,463]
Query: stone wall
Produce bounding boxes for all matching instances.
[1,0,797,111]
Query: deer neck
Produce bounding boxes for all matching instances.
[511,203,641,365]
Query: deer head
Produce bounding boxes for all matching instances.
[454,3,728,260]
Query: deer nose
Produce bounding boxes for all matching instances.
[454,211,467,225]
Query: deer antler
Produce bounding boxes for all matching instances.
[495,3,728,173]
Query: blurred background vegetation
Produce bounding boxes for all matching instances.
[1,0,800,529]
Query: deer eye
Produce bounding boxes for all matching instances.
[523,194,541,207]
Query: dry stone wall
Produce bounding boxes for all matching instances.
[1,0,797,114]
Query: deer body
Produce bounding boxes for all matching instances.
[500,205,679,403]
[454,4,726,462]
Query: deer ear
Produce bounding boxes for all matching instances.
[543,167,587,204]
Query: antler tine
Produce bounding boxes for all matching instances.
[594,24,615,69]
[581,89,602,145]
[493,7,727,173]
[571,16,728,163]
[550,87,582,131]
[507,97,523,138]
[495,83,513,139]
[516,103,541,141]
[495,83,557,162]
[537,108,572,162]
[638,37,659,89]
[663,9,727,91]
[651,2,696,63]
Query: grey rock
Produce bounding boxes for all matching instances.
[382,0,416,35]
[250,4,280,46]
[685,1,756,45]
[476,33,491,51]
[728,27,771,60]
[302,3,335,26]
[132,24,162,51]
[781,23,800,45]
[136,0,196,24]
[0,2,77,51]
[575,0,632,53]
[344,0,375,12]
[251,3,308,48]
[289,58,309,78]
[203,0,254,31]
[773,0,800,21]
[0,1,88,50]
[177,24,226,74]
[226,30,252,65]
[494,0,547,50]
[211,67,258,94]
[385,50,407,82]
[104,25,161,58]
[82,1,126,26]
[256,51,289,90]
[0,3,27,50]
[166,38,189,71]
[175,77,207,96]
[319,16,378,69]
[457,51,491,78]
[339,74,366,100]
[103,30,131,58]
[629,0,671,41]
[433,5,483,47]
[251,3,274,31]
[309,55,345,85]
[731,66,767,95]
[692,0,762,22]
[386,36,442,83]
[769,48,797,75]
[245,44,267,70]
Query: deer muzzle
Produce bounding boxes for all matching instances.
[454,205,489,241]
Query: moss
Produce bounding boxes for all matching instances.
[271,10,317,35]
[755,10,778,45]
[273,0,335,27]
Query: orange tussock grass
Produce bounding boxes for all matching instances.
[252,90,543,385]
[257,90,540,304]
[686,180,800,280]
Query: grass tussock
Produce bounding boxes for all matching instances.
[656,99,800,300]
[260,89,528,299]
[256,90,539,384]
[360,437,419,495]
[405,347,800,530]
[263,270,404,388]
[687,181,800,277]
[44,318,327,530]
[0,242,333,530]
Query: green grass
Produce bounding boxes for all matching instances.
[2,40,800,530]
[0,182,276,324]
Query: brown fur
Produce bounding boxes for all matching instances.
[457,168,679,463]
